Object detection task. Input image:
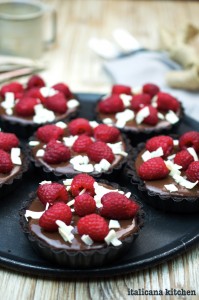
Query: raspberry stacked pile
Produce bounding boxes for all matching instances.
[137,131,199,186]
[31,117,126,174]
[98,83,181,127]
[29,174,140,245]
[0,74,75,120]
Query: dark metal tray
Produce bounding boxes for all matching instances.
[0,93,198,279]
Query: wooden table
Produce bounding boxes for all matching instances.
[0,1,199,299]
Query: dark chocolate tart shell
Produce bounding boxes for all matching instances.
[126,142,199,214]
[0,147,29,198]
[95,99,184,146]
[28,133,132,180]
[19,180,145,268]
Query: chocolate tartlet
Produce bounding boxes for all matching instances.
[96,84,183,145]
[127,132,199,213]
[0,75,79,138]
[19,177,144,267]
[28,119,130,179]
[0,131,29,197]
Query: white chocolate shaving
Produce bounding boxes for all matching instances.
[11,147,21,165]
[109,220,121,229]
[56,220,74,243]
[164,184,178,192]
[81,235,94,246]
[165,110,179,124]
[135,106,150,124]
[104,230,122,246]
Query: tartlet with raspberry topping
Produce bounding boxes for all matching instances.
[127,131,199,213]
[0,131,29,197]
[19,174,144,267]
[96,83,183,145]
[28,118,130,178]
[0,75,79,138]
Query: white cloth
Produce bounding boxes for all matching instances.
[104,50,199,122]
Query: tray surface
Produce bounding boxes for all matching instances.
[0,93,198,279]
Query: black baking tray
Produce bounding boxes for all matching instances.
[0,93,198,279]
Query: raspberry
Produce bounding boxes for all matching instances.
[52,83,73,99]
[98,95,125,114]
[157,92,180,112]
[37,182,68,205]
[87,141,114,163]
[74,194,96,216]
[94,124,120,143]
[25,87,45,103]
[146,135,174,158]
[36,124,64,143]
[15,97,39,117]
[138,157,169,180]
[39,202,72,232]
[72,135,93,153]
[68,118,93,136]
[45,92,68,114]
[174,150,194,171]
[0,149,13,174]
[179,131,199,152]
[142,83,160,97]
[77,214,109,242]
[0,132,19,152]
[111,84,132,95]
[27,75,45,90]
[0,82,24,99]
[141,105,158,125]
[130,93,152,111]
[100,192,140,220]
[186,161,199,183]
[71,174,95,197]
[43,140,71,164]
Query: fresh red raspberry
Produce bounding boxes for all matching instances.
[39,202,72,231]
[0,82,24,99]
[140,105,159,125]
[94,124,120,143]
[142,83,160,97]
[43,140,71,164]
[100,192,140,220]
[179,131,199,152]
[74,194,96,216]
[15,97,39,117]
[37,182,68,205]
[68,118,93,136]
[26,75,45,90]
[138,157,169,180]
[0,132,19,152]
[174,150,194,171]
[77,214,109,242]
[71,174,95,197]
[130,93,152,111]
[36,124,64,143]
[52,83,73,99]
[157,92,180,112]
[24,87,46,103]
[72,135,93,153]
[185,161,199,183]
[45,92,68,114]
[111,84,132,95]
[98,95,125,114]
[0,149,13,174]
[87,141,114,163]
[146,135,174,158]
